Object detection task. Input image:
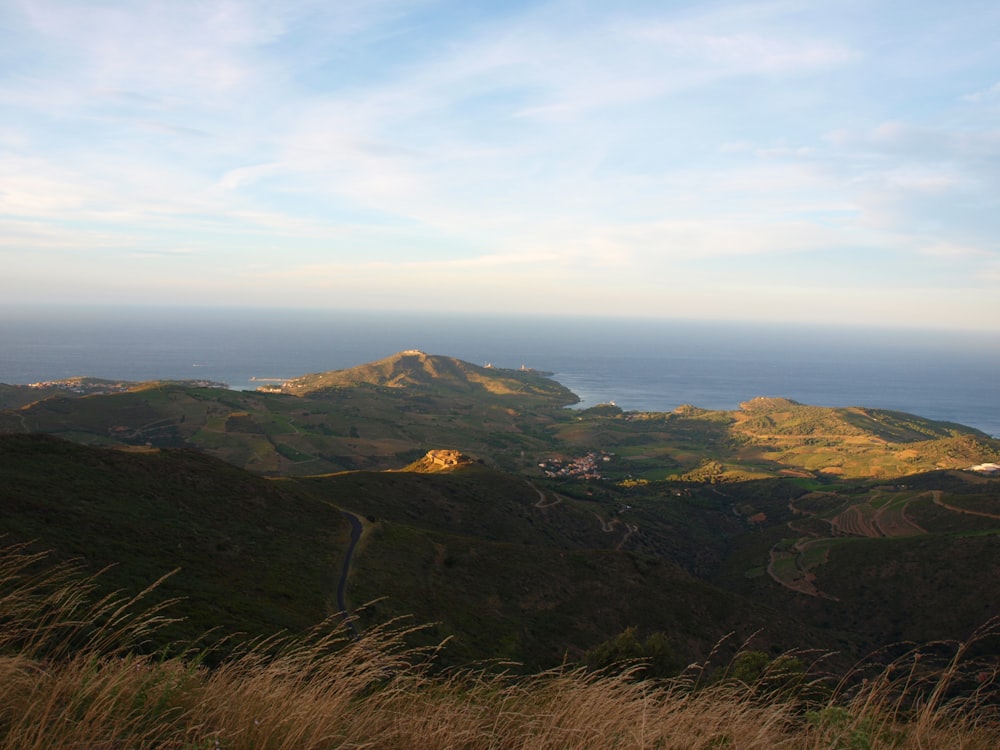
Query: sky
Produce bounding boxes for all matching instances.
[2,0,999,329]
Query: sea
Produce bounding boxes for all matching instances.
[2,306,998,438]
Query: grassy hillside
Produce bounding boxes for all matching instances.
[1,375,572,475]
[289,463,825,669]
[3,353,1000,672]
[0,377,227,410]
[0,435,815,669]
[0,433,347,650]
[1,541,997,750]
[692,471,1000,651]
[3,352,998,481]
[3,353,1000,747]
[281,350,577,404]
[3,430,1000,674]
[555,399,1000,481]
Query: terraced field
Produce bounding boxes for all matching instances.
[830,502,878,537]
[872,494,926,537]
[767,537,840,599]
[767,479,1000,597]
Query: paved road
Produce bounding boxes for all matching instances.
[337,510,363,638]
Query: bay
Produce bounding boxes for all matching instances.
[1,306,998,438]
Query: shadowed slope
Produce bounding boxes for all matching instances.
[0,433,346,649]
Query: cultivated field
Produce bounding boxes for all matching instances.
[769,481,1000,598]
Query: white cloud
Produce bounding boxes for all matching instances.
[623,24,858,75]
[126,248,199,259]
[270,251,565,278]
[223,209,355,237]
[135,121,211,138]
[0,218,138,251]
[0,157,99,215]
[962,81,1000,103]
[15,0,282,94]
[568,218,850,262]
[0,0,996,327]
[217,163,285,191]
[917,241,992,259]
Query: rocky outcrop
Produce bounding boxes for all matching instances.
[402,449,475,473]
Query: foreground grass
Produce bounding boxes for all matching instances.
[1,542,997,749]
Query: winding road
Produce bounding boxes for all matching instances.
[527,480,562,509]
[931,490,1000,520]
[337,510,363,638]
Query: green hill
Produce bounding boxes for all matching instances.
[282,350,577,405]
[5,432,1000,672]
[3,352,998,481]
[0,435,823,669]
[0,433,347,650]
[0,353,583,475]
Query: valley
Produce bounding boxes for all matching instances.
[2,351,999,673]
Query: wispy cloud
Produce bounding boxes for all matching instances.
[14,0,281,94]
[622,23,858,76]
[917,241,993,259]
[962,81,1000,103]
[0,219,138,251]
[1,0,997,326]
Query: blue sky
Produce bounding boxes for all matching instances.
[2,0,999,329]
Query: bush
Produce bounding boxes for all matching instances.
[583,627,679,678]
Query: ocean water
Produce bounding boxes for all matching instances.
[1,306,998,438]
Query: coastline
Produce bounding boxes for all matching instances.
[1,309,997,439]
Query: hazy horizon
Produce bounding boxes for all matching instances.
[5,301,1000,337]
[2,1,999,329]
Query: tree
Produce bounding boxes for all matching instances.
[583,627,678,678]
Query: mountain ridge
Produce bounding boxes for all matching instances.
[280,350,577,404]
[1,351,998,480]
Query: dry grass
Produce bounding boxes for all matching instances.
[0,541,997,749]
